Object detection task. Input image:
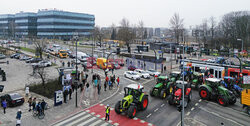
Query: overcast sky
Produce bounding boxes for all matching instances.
[1,0,249,28]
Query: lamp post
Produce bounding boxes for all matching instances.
[92,35,94,73]
[73,33,78,108]
[181,31,185,126]
[153,49,157,70]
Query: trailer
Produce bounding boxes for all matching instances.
[241,89,250,115]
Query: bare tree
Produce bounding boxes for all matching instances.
[169,13,184,44]
[35,67,48,89]
[110,23,116,40]
[117,18,135,48]
[93,26,104,47]
[209,16,216,49]
[34,38,46,59]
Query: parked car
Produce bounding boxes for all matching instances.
[10,53,20,58]
[26,58,42,63]
[32,60,52,67]
[20,55,32,61]
[82,61,93,68]
[72,59,81,64]
[124,71,141,80]
[113,62,121,69]
[0,54,6,59]
[134,69,150,79]
[146,69,161,77]
[128,65,137,71]
[0,93,24,107]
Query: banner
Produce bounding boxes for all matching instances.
[243,76,250,84]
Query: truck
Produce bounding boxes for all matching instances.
[241,89,250,115]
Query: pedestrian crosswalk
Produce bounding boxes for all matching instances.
[52,111,112,126]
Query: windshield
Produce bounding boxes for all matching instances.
[60,51,67,53]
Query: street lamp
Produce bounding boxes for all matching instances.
[237,39,243,52]
[73,33,78,108]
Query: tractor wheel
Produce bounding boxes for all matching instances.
[128,105,137,119]
[199,87,210,100]
[168,85,173,95]
[168,95,174,105]
[115,101,122,114]
[160,90,167,99]
[217,96,229,107]
[150,89,154,97]
[247,107,250,115]
[140,95,149,111]
[229,94,237,105]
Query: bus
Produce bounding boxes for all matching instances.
[227,68,250,78]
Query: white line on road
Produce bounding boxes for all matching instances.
[77,117,96,126]
[186,112,190,116]
[199,107,244,126]
[146,113,152,118]
[154,108,159,112]
[199,99,202,102]
[191,107,195,111]
[89,120,102,126]
[53,111,86,126]
[161,104,165,107]
[65,114,91,126]
[195,103,199,106]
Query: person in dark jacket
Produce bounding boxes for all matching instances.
[41,99,46,114]
[16,109,22,120]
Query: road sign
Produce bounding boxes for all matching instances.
[243,76,250,84]
[158,51,162,54]
[240,73,243,77]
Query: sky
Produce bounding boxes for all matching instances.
[1,0,249,28]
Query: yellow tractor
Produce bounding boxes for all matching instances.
[241,89,250,115]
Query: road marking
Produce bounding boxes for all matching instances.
[114,123,119,126]
[65,114,91,126]
[53,111,86,126]
[191,107,195,111]
[77,117,96,126]
[154,108,159,112]
[161,104,165,107]
[199,107,244,126]
[195,103,199,106]
[89,120,102,126]
[140,120,145,123]
[100,122,109,126]
[148,123,153,126]
[108,120,113,123]
[199,99,202,102]
[186,112,190,116]
[146,114,152,118]
[133,117,138,120]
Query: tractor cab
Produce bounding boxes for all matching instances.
[150,76,173,99]
[222,76,242,97]
[206,78,221,87]
[124,84,144,100]
[170,71,181,82]
[192,72,204,88]
[156,76,169,85]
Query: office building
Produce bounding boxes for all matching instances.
[15,12,37,38]
[0,14,15,38]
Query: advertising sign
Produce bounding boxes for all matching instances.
[243,76,250,84]
[54,90,63,106]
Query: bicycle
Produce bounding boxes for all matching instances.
[32,109,45,119]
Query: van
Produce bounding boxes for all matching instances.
[76,52,88,62]
[58,50,68,58]
[97,58,107,69]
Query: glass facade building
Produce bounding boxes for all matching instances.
[15,12,37,38]
[0,10,95,39]
[37,10,95,39]
[0,14,15,38]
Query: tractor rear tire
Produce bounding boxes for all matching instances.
[160,90,167,99]
[140,96,149,111]
[150,89,154,97]
[128,105,137,119]
[229,94,237,105]
[199,87,210,100]
[168,95,174,105]
[115,101,122,114]
[217,95,229,107]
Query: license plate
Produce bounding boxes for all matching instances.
[16,100,21,102]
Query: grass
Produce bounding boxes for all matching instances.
[20,47,36,53]
[29,79,62,99]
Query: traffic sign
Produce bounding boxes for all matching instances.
[158,51,162,54]
[240,73,243,77]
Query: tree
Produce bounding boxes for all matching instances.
[93,26,104,47]
[34,38,46,59]
[35,67,48,89]
[209,16,216,49]
[169,13,184,44]
[117,18,135,48]
[111,28,116,40]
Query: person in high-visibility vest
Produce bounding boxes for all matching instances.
[105,104,110,121]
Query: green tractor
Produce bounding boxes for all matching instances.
[150,76,173,99]
[169,71,181,82]
[199,78,237,106]
[191,72,204,89]
[115,84,149,118]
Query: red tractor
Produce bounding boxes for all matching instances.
[168,80,192,108]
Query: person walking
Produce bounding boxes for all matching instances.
[86,83,90,92]
[41,99,46,114]
[67,61,70,67]
[69,86,72,100]
[2,99,7,114]
[108,79,112,90]
[97,83,101,95]
[105,104,110,121]
[16,109,22,120]
[28,97,32,112]
[116,77,120,88]
[32,98,36,111]
[62,61,65,67]
[111,68,114,74]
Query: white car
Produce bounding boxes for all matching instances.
[32,60,52,67]
[146,69,161,76]
[124,71,141,80]
[134,69,150,79]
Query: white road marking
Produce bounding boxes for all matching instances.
[148,123,153,126]
[53,111,86,126]
[65,114,91,126]
[154,108,159,112]
[186,112,191,116]
[133,117,138,120]
[100,122,109,126]
[195,103,199,106]
[161,104,165,107]
[114,123,119,126]
[191,107,195,111]
[199,99,202,102]
[77,117,96,126]
[146,114,152,118]
[108,120,113,123]
[140,120,145,123]
[91,112,95,115]
[199,107,244,126]
[89,120,102,126]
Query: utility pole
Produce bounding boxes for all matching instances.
[92,35,94,73]
[181,31,185,126]
[73,33,78,108]
[170,44,172,73]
